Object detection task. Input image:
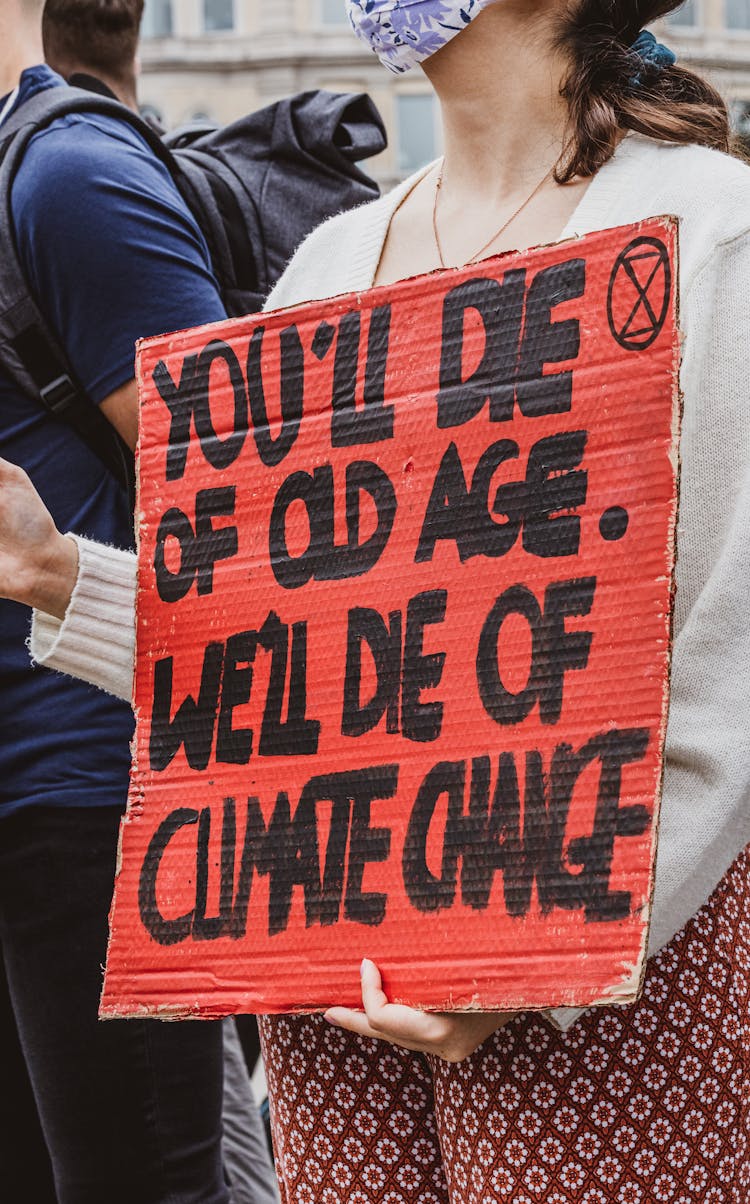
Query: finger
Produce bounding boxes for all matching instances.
[323,1008,388,1042]
[323,1007,372,1033]
[359,959,448,1045]
[323,1008,432,1054]
[359,958,389,1019]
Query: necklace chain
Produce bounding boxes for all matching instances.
[431,158,555,269]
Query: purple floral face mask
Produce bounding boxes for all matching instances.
[347,0,496,74]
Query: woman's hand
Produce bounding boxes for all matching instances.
[324,959,515,1063]
[0,457,79,618]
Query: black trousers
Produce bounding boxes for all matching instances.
[0,805,232,1204]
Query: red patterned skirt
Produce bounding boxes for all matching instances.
[259,846,750,1203]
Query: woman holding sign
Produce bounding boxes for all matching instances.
[1,0,749,1200]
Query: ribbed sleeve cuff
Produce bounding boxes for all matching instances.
[29,535,137,704]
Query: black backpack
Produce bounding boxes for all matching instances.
[0,85,386,492]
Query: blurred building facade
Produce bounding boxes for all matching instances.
[139,0,750,187]
[657,0,750,135]
[138,0,437,188]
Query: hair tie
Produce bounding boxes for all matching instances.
[630,29,677,87]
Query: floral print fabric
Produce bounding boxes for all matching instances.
[346,0,496,73]
[260,843,750,1203]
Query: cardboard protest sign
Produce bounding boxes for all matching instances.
[101,218,680,1018]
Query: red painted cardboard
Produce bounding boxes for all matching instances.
[101,218,680,1019]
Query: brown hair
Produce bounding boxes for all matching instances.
[556,0,733,183]
[43,0,144,87]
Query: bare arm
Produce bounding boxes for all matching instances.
[0,458,79,618]
[0,370,139,616]
[100,378,139,451]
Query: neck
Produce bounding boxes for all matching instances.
[82,71,139,111]
[45,54,139,111]
[0,5,43,96]
[118,79,139,112]
[423,1,571,197]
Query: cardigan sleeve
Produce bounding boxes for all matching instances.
[29,535,137,704]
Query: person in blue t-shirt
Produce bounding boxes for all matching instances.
[0,2,264,1201]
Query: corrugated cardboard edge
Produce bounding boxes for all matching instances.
[99,216,684,1020]
[101,347,147,1017]
[618,214,684,1008]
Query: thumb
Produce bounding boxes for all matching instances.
[360,958,389,1020]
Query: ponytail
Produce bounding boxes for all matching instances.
[556,0,734,183]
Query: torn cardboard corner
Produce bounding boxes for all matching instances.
[101,217,681,1020]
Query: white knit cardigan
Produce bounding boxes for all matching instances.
[31,134,750,1026]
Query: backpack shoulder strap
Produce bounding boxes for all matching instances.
[0,88,169,496]
[0,85,172,164]
[170,146,263,312]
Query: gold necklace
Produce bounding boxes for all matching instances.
[431,158,555,269]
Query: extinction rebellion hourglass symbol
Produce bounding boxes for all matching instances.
[607,236,672,352]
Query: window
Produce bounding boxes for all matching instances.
[320,0,350,25]
[396,94,438,175]
[141,0,172,38]
[666,0,698,25]
[203,0,234,32]
[726,0,750,28]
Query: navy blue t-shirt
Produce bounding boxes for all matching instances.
[0,66,226,815]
